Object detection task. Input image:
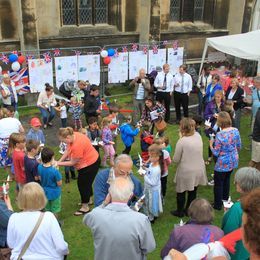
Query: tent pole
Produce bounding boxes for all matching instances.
[199,41,208,75]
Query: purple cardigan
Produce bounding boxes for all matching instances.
[160,223,224,259]
[204,100,223,122]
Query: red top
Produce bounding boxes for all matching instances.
[13,150,26,184]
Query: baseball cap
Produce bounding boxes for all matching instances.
[30,117,42,127]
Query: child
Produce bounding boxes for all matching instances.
[54,99,67,128]
[192,115,204,135]
[26,117,45,144]
[24,139,40,183]
[59,142,76,183]
[69,96,83,131]
[140,121,154,162]
[86,117,101,152]
[163,136,172,154]
[38,147,62,217]
[8,133,26,190]
[153,138,172,198]
[143,144,163,223]
[101,117,115,167]
[119,115,140,154]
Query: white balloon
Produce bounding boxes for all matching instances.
[100,50,108,58]
[11,61,20,72]
[0,66,2,73]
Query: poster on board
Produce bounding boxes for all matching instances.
[129,51,148,79]
[28,59,53,93]
[148,48,167,73]
[78,55,100,85]
[55,56,78,89]
[167,47,184,76]
[108,52,128,83]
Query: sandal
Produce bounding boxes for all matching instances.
[205,158,212,165]
[74,209,90,216]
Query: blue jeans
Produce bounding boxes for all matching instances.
[61,118,67,128]
[39,107,56,125]
[197,91,203,115]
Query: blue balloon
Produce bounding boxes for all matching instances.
[9,54,18,63]
[107,48,115,57]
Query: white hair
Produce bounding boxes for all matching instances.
[109,177,134,202]
[114,154,133,168]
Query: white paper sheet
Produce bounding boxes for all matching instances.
[148,48,167,73]
[129,51,148,79]
[108,52,128,83]
[167,47,184,76]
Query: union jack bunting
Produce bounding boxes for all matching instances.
[74,50,81,56]
[163,40,168,46]
[142,46,148,54]
[1,54,9,64]
[114,48,119,57]
[12,50,19,55]
[131,43,138,52]
[43,52,52,63]
[173,40,178,50]
[152,45,158,54]
[122,46,128,53]
[9,68,30,95]
[53,48,61,56]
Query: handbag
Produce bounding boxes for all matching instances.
[154,118,167,132]
[17,212,44,260]
[0,247,11,260]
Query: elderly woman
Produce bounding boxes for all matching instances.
[161,198,224,258]
[210,111,241,210]
[37,83,57,129]
[204,74,222,105]
[140,96,166,134]
[225,78,245,130]
[0,74,18,110]
[222,167,260,260]
[7,182,68,259]
[57,127,100,215]
[0,108,24,168]
[171,118,207,217]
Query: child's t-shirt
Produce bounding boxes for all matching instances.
[38,164,62,201]
[13,150,26,184]
[144,164,161,190]
[24,155,39,183]
[60,105,67,119]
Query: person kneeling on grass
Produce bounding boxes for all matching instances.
[38,147,62,218]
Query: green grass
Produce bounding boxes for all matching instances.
[0,110,252,260]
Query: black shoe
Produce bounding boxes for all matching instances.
[211,203,222,211]
[71,175,77,180]
[170,210,184,217]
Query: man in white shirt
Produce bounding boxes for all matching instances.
[154,64,174,122]
[173,65,193,123]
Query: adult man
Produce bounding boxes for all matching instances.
[59,80,89,100]
[154,64,174,123]
[93,154,143,207]
[173,65,193,123]
[129,68,151,123]
[84,177,156,260]
[83,85,101,122]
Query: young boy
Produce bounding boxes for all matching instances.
[54,99,67,128]
[24,139,40,183]
[69,96,83,131]
[140,121,154,162]
[119,116,140,154]
[86,117,101,152]
[38,147,62,217]
[26,117,45,144]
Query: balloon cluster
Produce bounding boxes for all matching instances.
[0,53,26,73]
[100,48,115,65]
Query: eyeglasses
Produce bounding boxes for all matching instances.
[118,169,132,176]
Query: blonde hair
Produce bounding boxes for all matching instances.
[8,133,25,156]
[58,127,74,138]
[214,90,224,99]
[153,137,164,145]
[180,118,195,136]
[102,117,111,128]
[231,78,239,86]
[0,108,9,119]
[70,96,77,102]
[17,182,47,211]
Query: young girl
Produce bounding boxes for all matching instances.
[140,121,154,162]
[86,117,101,153]
[143,144,163,223]
[69,96,83,131]
[54,99,67,128]
[101,117,115,167]
[8,133,26,191]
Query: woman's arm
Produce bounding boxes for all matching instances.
[19,124,25,133]
[172,139,183,163]
[57,157,80,167]
[210,134,221,157]
[0,88,9,99]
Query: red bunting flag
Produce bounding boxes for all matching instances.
[131,43,138,52]
[142,46,148,54]
[43,52,51,63]
[74,50,81,56]
[53,48,61,56]
[152,45,158,54]
[163,40,168,46]
[12,50,19,55]
[122,46,128,53]
[1,54,9,64]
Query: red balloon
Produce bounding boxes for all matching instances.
[103,56,111,65]
[18,55,26,64]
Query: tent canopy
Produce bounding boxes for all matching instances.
[200,30,260,73]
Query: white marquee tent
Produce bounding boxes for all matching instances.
[200,30,260,74]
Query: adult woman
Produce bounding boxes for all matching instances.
[37,83,57,129]
[0,108,24,168]
[204,74,222,105]
[161,198,223,258]
[204,90,225,165]
[7,182,68,259]
[210,111,241,210]
[222,167,260,260]
[140,96,166,134]
[57,127,100,215]
[0,74,18,110]
[225,78,244,130]
[171,118,207,217]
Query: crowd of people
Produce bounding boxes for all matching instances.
[0,63,259,260]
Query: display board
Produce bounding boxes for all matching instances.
[129,51,148,79]
[108,52,128,83]
[167,47,184,75]
[148,49,167,73]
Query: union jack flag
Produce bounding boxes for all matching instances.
[173,40,178,50]
[26,54,35,62]
[9,68,30,95]
[43,52,52,63]
[114,48,119,57]
[142,46,148,54]
[12,50,19,55]
[152,45,158,54]
[74,50,81,56]
[163,40,168,46]
[1,54,9,64]
[53,48,61,56]
[122,46,128,53]
[131,43,138,52]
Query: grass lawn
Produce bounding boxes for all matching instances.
[0,102,252,260]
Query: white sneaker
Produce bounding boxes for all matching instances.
[208,180,214,186]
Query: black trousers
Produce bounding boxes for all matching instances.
[173,91,189,121]
[122,145,131,154]
[214,170,232,209]
[156,91,171,122]
[77,157,101,204]
[161,176,168,197]
[176,187,197,213]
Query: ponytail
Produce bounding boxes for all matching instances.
[58,127,74,138]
